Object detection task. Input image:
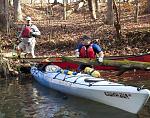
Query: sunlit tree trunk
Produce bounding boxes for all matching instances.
[91,0,97,19]
[40,0,43,7]
[134,0,139,23]
[63,0,67,20]
[106,0,114,25]
[95,0,98,11]
[30,0,33,4]
[9,0,13,6]
[14,0,23,21]
[87,0,97,19]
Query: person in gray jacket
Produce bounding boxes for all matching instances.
[17,16,41,58]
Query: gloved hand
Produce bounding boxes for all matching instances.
[75,49,79,57]
[75,51,79,57]
[97,57,103,63]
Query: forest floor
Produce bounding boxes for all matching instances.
[0,2,150,57]
[0,2,150,81]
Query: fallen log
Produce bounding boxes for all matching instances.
[62,57,150,71]
[4,55,150,75]
[5,56,150,70]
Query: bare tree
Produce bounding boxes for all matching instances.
[91,0,97,19]
[30,0,33,4]
[144,0,150,14]
[113,0,121,40]
[48,0,51,4]
[0,0,9,33]
[87,0,97,19]
[54,0,58,4]
[106,0,114,25]
[9,0,13,6]
[87,0,92,12]
[13,0,23,21]
[63,0,67,20]
[134,0,139,23]
[0,0,5,12]
[147,0,150,13]
[100,0,106,3]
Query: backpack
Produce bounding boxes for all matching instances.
[21,25,32,38]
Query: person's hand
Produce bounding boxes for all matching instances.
[75,51,79,57]
[75,49,79,57]
[30,31,33,37]
[17,37,22,42]
[31,32,38,38]
[97,57,103,63]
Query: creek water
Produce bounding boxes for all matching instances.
[0,72,150,118]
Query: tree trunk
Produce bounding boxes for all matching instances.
[100,0,106,3]
[87,0,97,19]
[87,0,92,12]
[95,0,98,11]
[48,0,51,4]
[14,0,23,21]
[54,0,58,4]
[134,0,139,23]
[0,0,9,33]
[147,0,150,13]
[30,0,33,4]
[144,0,150,14]
[0,0,4,13]
[63,0,67,20]
[91,0,97,19]
[9,0,13,6]
[106,0,114,25]
[113,0,121,40]
[40,0,43,7]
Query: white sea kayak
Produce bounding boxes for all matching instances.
[30,65,150,114]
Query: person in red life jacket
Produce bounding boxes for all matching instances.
[17,16,41,58]
[75,35,104,71]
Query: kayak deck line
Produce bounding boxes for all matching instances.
[53,72,61,79]
[31,66,144,89]
[45,74,128,87]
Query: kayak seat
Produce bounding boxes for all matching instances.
[84,78,105,82]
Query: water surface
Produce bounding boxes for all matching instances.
[0,75,150,118]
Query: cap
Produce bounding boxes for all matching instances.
[26,16,32,21]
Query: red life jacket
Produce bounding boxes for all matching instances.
[79,45,95,58]
[21,25,31,38]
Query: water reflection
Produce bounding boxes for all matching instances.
[32,81,138,118]
[0,77,149,118]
